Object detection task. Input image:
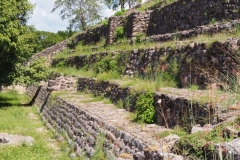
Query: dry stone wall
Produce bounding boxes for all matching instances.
[148,19,240,42]
[71,25,108,46]
[26,86,168,159]
[54,38,240,89]
[47,75,77,92]
[106,16,126,44]
[77,77,215,129]
[126,11,152,38]
[26,39,69,65]
[147,0,240,35]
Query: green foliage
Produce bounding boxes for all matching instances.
[30,28,75,53]
[135,91,156,124]
[15,58,50,85]
[115,26,125,39]
[176,125,235,159]
[114,9,126,16]
[93,56,118,74]
[135,33,144,43]
[101,19,109,26]
[0,91,71,159]
[105,0,138,10]
[0,0,34,87]
[92,134,106,160]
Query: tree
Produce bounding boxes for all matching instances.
[0,0,33,88]
[52,0,103,31]
[15,58,50,85]
[27,26,75,53]
[105,0,138,10]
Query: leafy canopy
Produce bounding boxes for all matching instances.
[15,58,50,85]
[52,0,103,31]
[27,25,75,53]
[0,0,33,87]
[104,0,139,10]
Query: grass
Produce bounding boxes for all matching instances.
[54,27,240,61]
[0,91,78,160]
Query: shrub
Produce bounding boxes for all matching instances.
[135,33,144,43]
[93,56,118,74]
[135,91,156,123]
[115,26,125,39]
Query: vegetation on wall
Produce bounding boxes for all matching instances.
[135,91,156,123]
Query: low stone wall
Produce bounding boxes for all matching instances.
[54,38,240,89]
[148,19,240,42]
[126,11,152,38]
[26,85,48,107]
[71,24,108,47]
[26,86,169,159]
[26,39,69,65]
[47,75,77,92]
[77,77,215,129]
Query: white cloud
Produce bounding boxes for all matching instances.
[27,0,119,32]
[27,0,69,32]
[102,8,116,18]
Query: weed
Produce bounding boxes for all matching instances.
[92,134,106,160]
[135,91,156,124]
[115,26,125,40]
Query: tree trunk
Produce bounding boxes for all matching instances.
[120,0,125,10]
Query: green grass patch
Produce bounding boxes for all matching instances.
[0,91,77,160]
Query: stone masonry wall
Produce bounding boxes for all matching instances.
[71,24,108,47]
[147,0,240,35]
[77,77,215,129]
[26,86,167,159]
[27,0,240,64]
[53,38,240,89]
[26,39,69,65]
[126,11,152,38]
[106,16,125,44]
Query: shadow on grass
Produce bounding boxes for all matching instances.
[0,86,42,108]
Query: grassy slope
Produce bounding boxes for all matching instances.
[0,91,72,160]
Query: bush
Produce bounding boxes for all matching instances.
[115,26,125,39]
[135,91,156,123]
[15,58,50,85]
[135,33,144,43]
[93,56,118,74]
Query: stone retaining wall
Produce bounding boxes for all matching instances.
[26,86,167,159]
[148,19,240,42]
[27,0,240,64]
[53,38,240,89]
[25,39,69,65]
[77,77,215,129]
[147,0,240,35]
[71,25,108,47]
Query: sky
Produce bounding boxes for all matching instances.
[27,0,116,33]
